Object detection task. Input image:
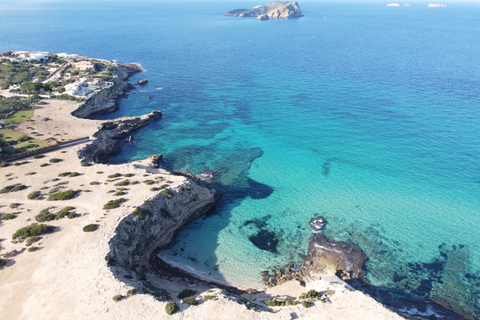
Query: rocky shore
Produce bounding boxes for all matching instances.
[0,54,405,320]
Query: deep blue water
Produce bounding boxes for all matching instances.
[1,1,480,317]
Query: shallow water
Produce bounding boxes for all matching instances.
[1,1,480,317]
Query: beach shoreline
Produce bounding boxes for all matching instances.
[0,53,406,320]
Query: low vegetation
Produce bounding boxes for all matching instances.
[82,224,99,232]
[165,302,179,315]
[112,294,123,302]
[0,183,27,194]
[299,290,321,300]
[56,206,75,219]
[58,172,81,177]
[132,207,151,220]
[35,208,56,222]
[177,289,196,299]
[47,190,79,201]
[12,223,55,240]
[26,236,42,245]
[1,213,17,220]
[27,191,43,200]
[103,198,126,210]
[183,296,198,305]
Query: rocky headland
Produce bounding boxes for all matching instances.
[225,1,303,20]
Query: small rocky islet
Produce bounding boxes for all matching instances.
[225,1,303,20]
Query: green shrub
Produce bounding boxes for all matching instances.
[0,184,27,194]
[40,163,50,167]
[27,191,43,200]
[126,289,135,296]
[35,210,56,222]
[33,154,45,159]
[58,172,81,177]
[89,181,100,185]
[81,162,92,167]
[12,223,55,240]
[1,213,17,220]
[47,190,79,201]
[26,236,41,245]
[96,171,104,174]
[203,295,216,302]
[49,158,63,163]
[299,290,321,300]
[160,189,174,198]
[133,207,151,220]
[302,301,311,308]
[107,173,122,178]
[82,224,99,232]
[124,173,134,177]
[263,299,288,307]
[25,172,36,175]
[114,191,127,196]
[150,187,160,191]
[143,180,155,185]
[103,198,126,210]
[17,134,30,142]
[9,203,21,209]
[112,294,123,302]
[67,212,80,219]
[27,246,39,252]
[56,206,75,219]
[0,162,9,168]
[184,296,198,305]
[114,180,130,186]
[177,289,196,299]
[165,302,179,315]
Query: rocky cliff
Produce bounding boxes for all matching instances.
[71,63,142,119]
[225,1,303,20]
[77,110,162,163]
[107,177,221,272]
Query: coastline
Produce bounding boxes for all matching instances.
[0,53,405,320]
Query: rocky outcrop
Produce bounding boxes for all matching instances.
[262,217,367,287]
[108,179,221,271]
[225,1,303,20]
[303,236,367,281]
[137,79,148,85]
[77,110,162,163]
[146,153,163,168]
[71,63,142,119]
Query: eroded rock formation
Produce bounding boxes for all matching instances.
[77,110,162,163]
[225,1,303,20]
[108,179,221,271]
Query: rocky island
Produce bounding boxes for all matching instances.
[0,51,404,320]
[225,1,303,20]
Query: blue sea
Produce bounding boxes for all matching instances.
[1,0,480,317]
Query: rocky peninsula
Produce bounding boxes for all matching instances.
[225,1,303,20]
[0,52,404,320]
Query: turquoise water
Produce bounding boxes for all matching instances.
[1,1,480,317]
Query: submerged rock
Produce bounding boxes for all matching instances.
[262,217,367,287]
[309,216,327,233]
[225,1,303,19]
